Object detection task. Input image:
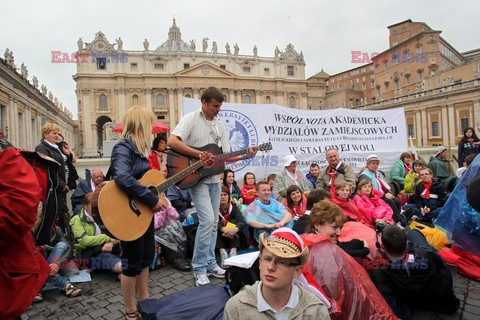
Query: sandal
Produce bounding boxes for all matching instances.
[125,310,141,320]
[33,292,44,303]
[64,283,82,298]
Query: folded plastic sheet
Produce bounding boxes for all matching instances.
[409,221,450,251]
[139,284,230,320]
[302,233,398,320]
[435,155,480,256]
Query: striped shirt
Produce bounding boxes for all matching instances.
[172,108,229,184]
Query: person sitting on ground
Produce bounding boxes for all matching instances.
[308,200,370,259]
[148,136,169,177]
[316,148,356,194]
[402,168,446,222]
[223,228,330,320]
[370,225,459,320]
[292,189,331,235]
[153,198,192,272]
[428,146,458,192]
[165,185,194,222]
[217,186,245,268]
[354,179,395,226]
[273,155,312,200]
[71,167,104,215]
[267,173,276,192]
[302,213,398,319]
[331,180,373,228]
[402,159,425,195]
[240,172,257,205]
[358,154,403,223]
[456,153,476,178]
[457,127,480,168]
[223,169,243,204]
[389,152,412,190]
[70,193,123,274]
[244,181,293,242]
[282,185,307,220]
[306,163,320,189]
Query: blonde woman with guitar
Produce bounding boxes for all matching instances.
[168,87,258,287]
[110,106,166,320]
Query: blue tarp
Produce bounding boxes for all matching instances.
[139,284,230,320]
[435,155,480,256]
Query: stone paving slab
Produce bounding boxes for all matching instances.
[24,265,479,320]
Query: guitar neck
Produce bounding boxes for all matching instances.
[215,148,249,161]
[155,160,203,193]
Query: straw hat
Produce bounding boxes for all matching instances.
[259,228,309,265]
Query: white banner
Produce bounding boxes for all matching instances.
[182,98,407,180]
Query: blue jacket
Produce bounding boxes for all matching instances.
[110,138,158,208]
[71,178,93,214]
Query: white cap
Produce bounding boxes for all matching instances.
[366,154,380,163]
[283,154,297,167]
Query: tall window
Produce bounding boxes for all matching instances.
[243,95,251,104]
[99,94,107,109]
[289,96,296,108]
[461,118,469,133]
[408,124,415,138]
[132,95,139,106]
[431,121,439,137]
[156,95,165,107]
[287,66,294,76]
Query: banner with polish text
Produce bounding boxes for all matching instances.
[182,98,407,179]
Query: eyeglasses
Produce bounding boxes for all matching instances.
[420,173,431,176]
[259,255,300,268]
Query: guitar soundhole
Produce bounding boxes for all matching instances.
[128,195,142,217]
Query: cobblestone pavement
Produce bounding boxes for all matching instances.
[24,265,480,320]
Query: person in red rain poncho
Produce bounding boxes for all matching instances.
[0,138,50,320]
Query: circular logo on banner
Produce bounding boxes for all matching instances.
[218,110,258,172]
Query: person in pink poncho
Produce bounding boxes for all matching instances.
[354,179,395,225]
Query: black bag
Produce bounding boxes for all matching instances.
[225,257,260,296]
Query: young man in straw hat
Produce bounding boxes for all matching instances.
[223,228,330,319]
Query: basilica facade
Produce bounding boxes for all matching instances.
[74,19,307,157]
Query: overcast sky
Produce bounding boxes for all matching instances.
[2,0,478,119]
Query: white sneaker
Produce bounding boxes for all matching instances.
[194,273,210,286]
[207,265,226,278]
[229,252,237,258]
[220,252,229,269]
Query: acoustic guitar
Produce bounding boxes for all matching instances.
[91,159,205,241]
[167,142,272,189]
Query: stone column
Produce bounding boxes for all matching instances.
[255,90,261,104]
[276,90,284,106]
[415,110,422,147]
[447,104,455,147]
[420,108,428,147]
[81,89,96,157]
[25,106,31,150]
[229,89,235,103]
[441,104,449,146]
[301,92,308,110]
[176,87,183,122]
[117,88,126,120]
[168,88,175,129]
[235,90,242,103]
[144,87,152,111]
[473,100,480,131]
[10,98,17,146]
[5,98,11,141]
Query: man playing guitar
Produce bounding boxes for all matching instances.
[168,86,257,286]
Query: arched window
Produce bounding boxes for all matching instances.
[289,96,296,108]
[243,95,251,104]
[132,95,139,106]
[99,94,107,109]
[265,96,271,104]
[156,95,165,107]
[185,94,191,98]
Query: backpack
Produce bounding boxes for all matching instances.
[224,258,260,296]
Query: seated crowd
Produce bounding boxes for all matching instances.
[10,122,474,320]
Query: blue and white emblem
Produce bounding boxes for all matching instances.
[218,110,258,172]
